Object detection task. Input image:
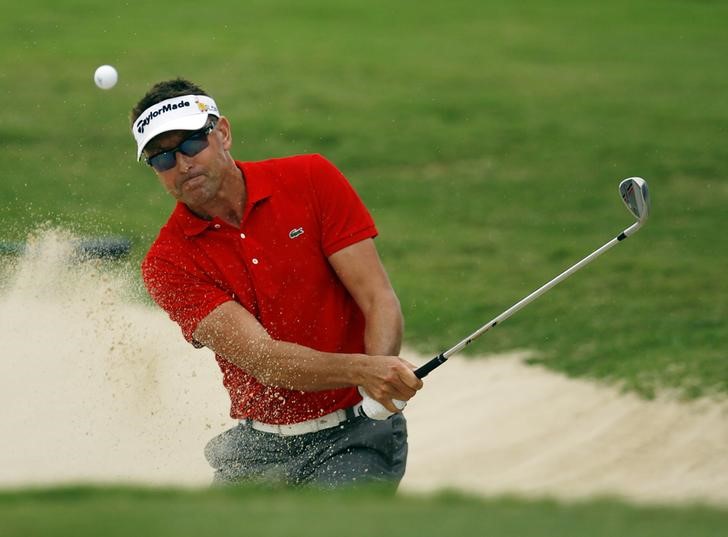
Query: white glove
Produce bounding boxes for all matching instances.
[356,386,407,420]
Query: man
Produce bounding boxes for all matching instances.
[131,79,422,488]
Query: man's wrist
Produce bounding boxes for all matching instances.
[342,353,371,387]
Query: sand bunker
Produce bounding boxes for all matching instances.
[402,354,728,506]
[1,231,726,506]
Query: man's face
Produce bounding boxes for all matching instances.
[143,117,232,209]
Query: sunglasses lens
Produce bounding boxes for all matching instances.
[146,124,214,172]
[149,151,177,172]
[178,135,209,158]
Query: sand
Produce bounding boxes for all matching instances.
[1,231,726,506]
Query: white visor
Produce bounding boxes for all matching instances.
[132,95,220,160]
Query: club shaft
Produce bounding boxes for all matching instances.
[414,220,642,378]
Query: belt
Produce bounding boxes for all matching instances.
[247,406,356,436]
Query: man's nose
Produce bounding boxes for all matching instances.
[175,150,194,170]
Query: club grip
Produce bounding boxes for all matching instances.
[414,353,448,378]
[356,387,406,420]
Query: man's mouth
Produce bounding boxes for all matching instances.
[179,173,205,190]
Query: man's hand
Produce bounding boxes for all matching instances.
[358,357,423,414]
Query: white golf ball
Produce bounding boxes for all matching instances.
[94,65,118,90]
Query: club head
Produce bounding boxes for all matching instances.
[619,177,650,223]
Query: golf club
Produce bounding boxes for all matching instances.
[357,177,650,420]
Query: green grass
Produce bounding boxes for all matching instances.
[1,486,727,537]
[1,2,726,394]
[2,0,727,530]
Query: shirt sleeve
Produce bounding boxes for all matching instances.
[141,252,233,347]
[308,154,378,257]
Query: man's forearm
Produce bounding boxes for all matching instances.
[194,299,412,398]
[207,333,366,391]
[363,293,404,356]
[239,339,371,391]
[193,301,369,391]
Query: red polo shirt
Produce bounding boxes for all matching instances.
[142,154,377,424]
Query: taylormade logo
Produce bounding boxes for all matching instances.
[135,100,191,134]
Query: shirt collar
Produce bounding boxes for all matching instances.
[174,160,273,237]
[238,160,273,207]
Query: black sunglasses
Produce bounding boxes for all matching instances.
[145,119,218,172]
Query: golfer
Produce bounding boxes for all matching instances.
[131,79,422,488]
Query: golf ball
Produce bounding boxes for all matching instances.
[94,65,118,90]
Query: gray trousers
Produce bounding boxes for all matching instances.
[204,413,408,489]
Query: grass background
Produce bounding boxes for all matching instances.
[1,486,727,537]
[2,0,725,398]
[0,0,726,533]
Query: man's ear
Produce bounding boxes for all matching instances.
[217,116,233,151]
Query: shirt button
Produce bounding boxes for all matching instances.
[214,224,221,229]
[240,233,246,239]
[252,258,259,265]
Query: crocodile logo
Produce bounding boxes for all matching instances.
[289,227,304,239]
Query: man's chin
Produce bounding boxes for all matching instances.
[179,189,213,210]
